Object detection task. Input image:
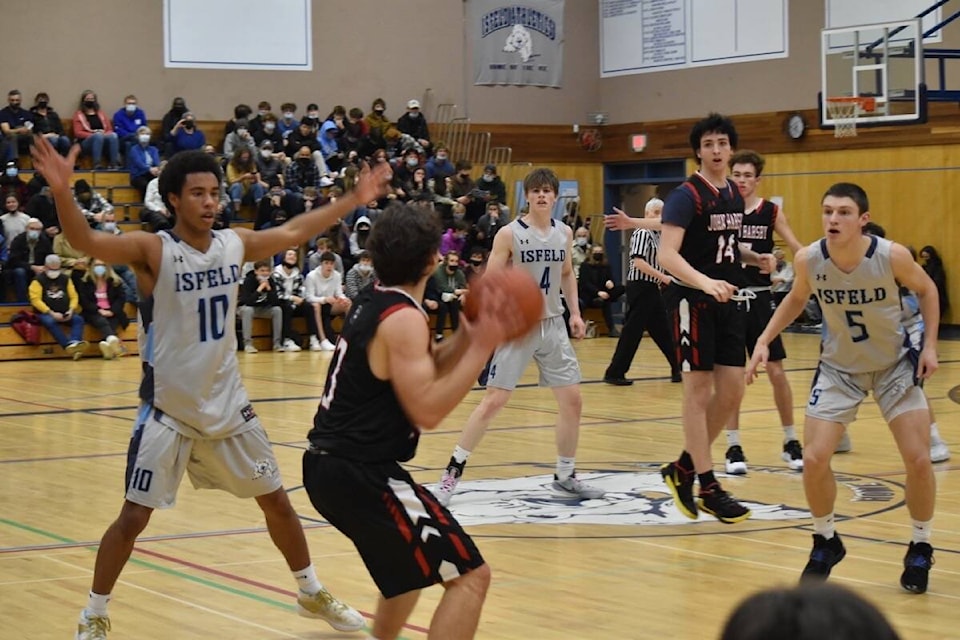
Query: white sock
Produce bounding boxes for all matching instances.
[930,422,943,444]
[292,564,323,595]
[452,446,472,465]
[912,519,933,544]
[86,591,111,617]
[725,430,741,447]
[556,456,575,480]
[812,513,836,539]
[782,425,797,442]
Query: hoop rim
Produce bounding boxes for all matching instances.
[826,96,876,113]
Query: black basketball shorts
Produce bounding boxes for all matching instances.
[664,285,746,371]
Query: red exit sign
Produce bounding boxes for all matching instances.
[630,134,648,152]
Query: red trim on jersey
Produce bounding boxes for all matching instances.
[380,303,411,322]
[681,182,703,215]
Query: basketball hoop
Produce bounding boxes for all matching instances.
[826,97,875,138]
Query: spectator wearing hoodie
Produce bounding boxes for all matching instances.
[425,145,455,181]
[396,99,431,154]
[72,179,113,226]
[112,95,148,155]
[348,216,372,258]
[318,120,344,173]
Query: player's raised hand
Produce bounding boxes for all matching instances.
[354,160,393,204]
[31,135,81,192]
[603,207,634,231]
[745,343,769,384]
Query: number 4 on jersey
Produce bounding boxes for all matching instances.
[539,267,550,294]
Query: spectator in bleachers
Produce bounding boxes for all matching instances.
[24,184,60,238]
[571,225,590,278]
[254,113,284,152]
[450,160,476,205]
[0,161,29,203]
[255,178,294,230]
[53,227,90,287]
[7,217,51,301]
[578,244,625,337]
[304,251,350,351]
[72,90,120,169]
[318,120,344,174]
[224,103,253,137]
[29,92,71,156]
[302,103,321,132]
[392,148,422,191]
[464,246,487,284]
[222,118,256,162]
[343,250,376,300]
[365,98,394,151]
[1,194,29,251]
[160,97,189,158]
[396,99,431,154]
[256,140,285,186]
[0,89,34,165]
[432,251,467,341]
[77,258,128,359]
[440,220,468,257]
[168,111,206,156]
[273,248,313,351]
[95,211,139,306]
[347,216,372,258]
[73,179,113,226]
[467,164,507,222]
[140,162,173,231]
[277,103,299,140]
[402,166,435,204]
[324,105,347,140]
[426,145,455,181]
[127,126,161,199]
[238,259,285,353]
[306,236,344,275]
[112,94,147,156]
[340,107,369,156]
[285,146,322,195]
[476,200,505,251]
[30,254,87,359]
[226,147,266,213]
[248,100,271,137]
[285,121,327,175]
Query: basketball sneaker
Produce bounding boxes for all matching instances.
[552,473,606,499]
[698,485,751,524]
[930,440,950,463]
[801,533,846,581]
[660,461,697,519]
[724,445,748,475]
[900,541,934,594]
[782,440,804,471]
[435,464,463,507]
[297,587,365,632]
[76,610,110,640]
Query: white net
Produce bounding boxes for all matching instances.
[827,100,859,138]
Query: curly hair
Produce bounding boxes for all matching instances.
[366,203,442,287]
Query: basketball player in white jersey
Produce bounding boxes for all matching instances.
[747,182,939,594]
[31,137,391,639]
[435,168,605,506]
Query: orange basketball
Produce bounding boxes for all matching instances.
[463,267,544,341]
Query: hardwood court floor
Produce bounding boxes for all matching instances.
[2,332,958,639]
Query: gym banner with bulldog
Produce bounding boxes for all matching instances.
[469,0,565,87]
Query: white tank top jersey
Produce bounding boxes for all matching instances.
[806,235,907,373]
[509,217,567,319]
[138,230,252,439]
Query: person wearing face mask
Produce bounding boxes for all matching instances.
[425,145,455,181]
[72,90,120,169]
[348,216,373,258]
[344,250,377,300]
[72,179,114,226]
[77,259,129,359]
[127,126,161,198]
[0,89,35,164]
[396,99,432,153]
[246,100,271,137]
[273,248,313,351]
[285,122,328,175]
[160,97,189,158]
[94,211,140,307]
[238,259,286,353]
[254,113,284,150]
[339,107,369,156]
[112,94,147,157]
[256,177,293,230]
[29,92,71,156]
[255,141,284,187]
[577,245,625,337]
[169,111,206,157]
[223,103,253,137]
[284,146,323,195]
[364,98,392,149]
[571,226,590,278]
[431,251,468,341]
[0,160,29,204]
[223,118,257,162]
[318,120,345,173]
[277,102,300,139]
[476,201,506,251]
[7,218,52,302]
[30,254,89,359]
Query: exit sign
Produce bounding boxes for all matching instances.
[630,134,648,152]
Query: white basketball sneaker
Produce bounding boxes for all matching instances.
[297,587,365,632]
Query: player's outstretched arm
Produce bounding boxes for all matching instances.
[31,135,157,269]
[891,242,940,379]
[604,207,662,231]
[746,247,813,382]
[239,161,392,261]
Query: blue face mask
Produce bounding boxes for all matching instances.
[5,167,17,177]
[26,230,40,241]
[93,265,108,278]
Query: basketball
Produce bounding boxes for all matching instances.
[463,267,543,340]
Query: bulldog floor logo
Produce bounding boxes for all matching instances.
[431,464,903,531]
[469,0,564,87]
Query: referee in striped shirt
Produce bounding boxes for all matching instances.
[603,198,681,385]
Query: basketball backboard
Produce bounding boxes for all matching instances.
[820,19,926,127]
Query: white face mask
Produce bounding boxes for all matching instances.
[575,237,587,247]
[261,150,273,159]
[258,110,268,118]
[125,103,137,113]
[408,111,420,119]
[256,274,270,282]
[283,112,294,119]
[46,269,61,279]
[358,264,373,274]
[138,134,151,144]
[264,122,276,132]
[236,128,247,137]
